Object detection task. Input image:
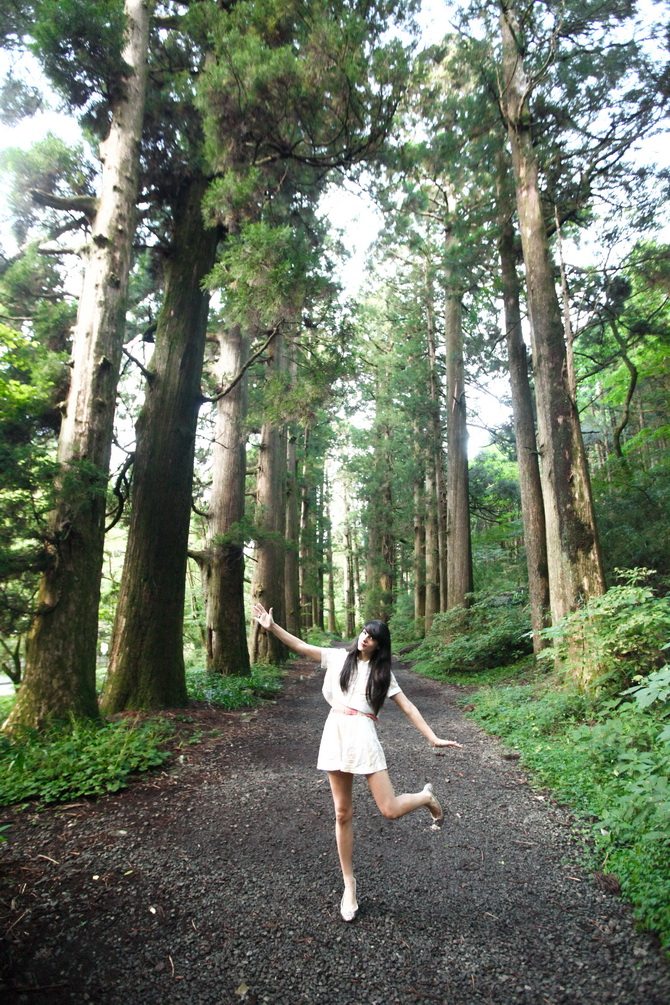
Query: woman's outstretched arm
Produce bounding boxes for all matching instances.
[390,692,463,749]
[252,603,323,661]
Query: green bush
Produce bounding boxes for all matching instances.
[0,692,15,723]
[388,592,423,648]
[185,663,282,708]
[411,592,532,679]
[541,569,670,694]
[468,668,670,948]
[0,716,172,806]
[304,624,340,646]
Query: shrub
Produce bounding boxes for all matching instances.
[388,592,423,648]
[0,716,172,806]
[541,569,670,694]
[411,592,532,679]
[304,624,339,646]
[185,663,282,708]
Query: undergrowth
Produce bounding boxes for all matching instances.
[185,662,282,707]
[0,716,173,806]
[411,591,533,678]
[468,670,670,948]
[409,573,670,948]
[0,663,285,807]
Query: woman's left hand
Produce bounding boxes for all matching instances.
[252,603,274,631]
[433,738,463,748]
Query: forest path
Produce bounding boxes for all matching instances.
[1,657,669,1005]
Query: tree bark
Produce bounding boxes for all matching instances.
[285,426,302,637]
[299,427,313,631]
[444,245,474,609]
[102,175,219,711]
[365,398,394,622]
[413,448,426,627]
[608,316,638,459]
[425,270,448,611]
[497,196,550,651]
[500,5,606,624]
[203,324,251,675]
[325,486,337,634]
[7,0,152,728]
[248,332,289,664]
[344,515,357,637]
[424,460,440,631]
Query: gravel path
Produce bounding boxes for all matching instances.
[1,658,669,1004]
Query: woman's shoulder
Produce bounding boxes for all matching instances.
[322,647,348,668]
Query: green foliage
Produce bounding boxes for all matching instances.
[468,674,670,947]
[30,0,127,117]
[0,693,15,722]
[591,449,670,580]
[623,663,670,712]
[388,592,423,647]
[185,663,282,708]
[0,76,43,126]
[540,570,670,693]
[0,716,172,806]
[304,625,339,646]
[1,138,96,243]
[411,592,533,678]
[0,313,68,649]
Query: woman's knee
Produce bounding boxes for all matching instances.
[334,803,353,826]
[377,798,400,820]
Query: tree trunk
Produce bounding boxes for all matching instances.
[413,452,426,627]
[500,6,606,624]
[248,332,289,664]
[365,399,394,621]
[325,489,337,634]
[203,324,251,675]
[285,427,302,637]
[344,516,357,637]
[444,247,473,609]
[425,270,448,611]
[102,176,219,711]
[498,198,550,651]
[299,428,313,631]
[7,0,152,728]
[424,460,440,631]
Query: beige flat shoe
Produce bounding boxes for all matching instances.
[423,782,444,831]
[340,878,358,922]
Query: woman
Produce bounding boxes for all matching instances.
[252,603,463,922]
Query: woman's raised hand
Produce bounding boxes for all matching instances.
[252,603,274,631]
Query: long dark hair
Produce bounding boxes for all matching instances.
[339,620,392,715]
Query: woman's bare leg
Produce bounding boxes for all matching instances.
[327,770,358,917]
[367,770,443,827]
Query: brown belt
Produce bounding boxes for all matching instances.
[332,706,379,724]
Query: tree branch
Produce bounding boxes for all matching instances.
[122,346,154,383]
[201,325,281,403]
[30,189,98,219]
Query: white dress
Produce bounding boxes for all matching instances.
[317,648,402,775]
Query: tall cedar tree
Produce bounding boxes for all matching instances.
[499,3,606,623]
[6,0,153,728]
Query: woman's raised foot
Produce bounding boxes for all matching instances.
[423,782,444,831]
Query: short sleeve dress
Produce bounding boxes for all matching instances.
[317,648,402,775]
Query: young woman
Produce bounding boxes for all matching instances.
[252,603,463,922]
